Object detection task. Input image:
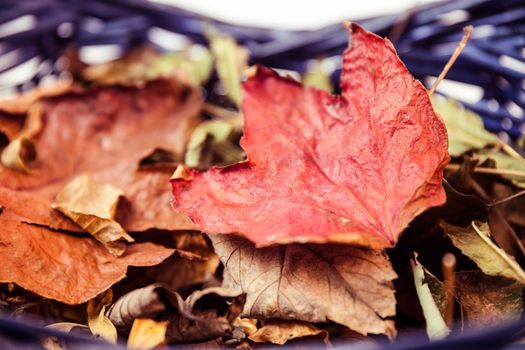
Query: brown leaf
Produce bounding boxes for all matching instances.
[0,81,81,115]
[456,271,523,327]
[107,283,246,342]
[52,175,134,256]
[0,79,200,233]
[116,232,220,297]
[249,319,329,346]
[107,284,174,330]
[209,234,397,337]
[0,209,175,304]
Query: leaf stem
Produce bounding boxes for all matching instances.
[442,253,456,328]
[428,26,473,96]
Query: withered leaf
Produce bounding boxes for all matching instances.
[107,283,246,342]
[0,136,36,173]
[431,97,500,157]
[52,175,133,256]
[0,209,175,304]
[172,24,449,248]
[209,234,397,337]
[249,319,328,345]
[107,284,173,330]
[442,221,525,284]
[87,290,118,344]
[127,318,168,350]
[0,80,81,115]
[456,271,523,327]
[168,287,246,343]
[0,80,200,232]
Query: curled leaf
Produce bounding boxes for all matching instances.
[0,102,43,172]
[127,319,168,350]
[442,221,525,284]
[249,319,328,345]
[172,24,449,248]
[87,290,118,344]
[107,283,246,342]
[0,136,36,173]
[411,256,450,340]
[209,234,397,337]
[0,208,175,304]
[52,175,133,256]
[107,284,172,330]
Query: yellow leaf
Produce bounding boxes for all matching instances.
[249,319,328,345]
[52,175,134,256]
[442,221,525,284]
[87,290,118,344]
[127,318,168,350]
[0,136,36,172]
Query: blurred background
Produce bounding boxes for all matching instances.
[0,0,524,138]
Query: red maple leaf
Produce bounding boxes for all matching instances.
[171,23,449,248]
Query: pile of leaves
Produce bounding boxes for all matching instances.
[2,22,525,349]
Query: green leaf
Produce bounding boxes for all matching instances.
[441,221,525,284]
[184,120,244,169]
[411,255,450,340]
[150,47,213,87]
[303,59,333,93]
[431,96,500,157]
[208,33,248,107]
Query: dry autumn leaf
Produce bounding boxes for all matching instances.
[0,79,200,233]
[0,209,175,304]
[52,175,133,256]
[172,24,449,248]
[442,221,525,284]
[456,271,523,327]
[249,319,329,345]
[106,283,246,342]
[209,234,397,337]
